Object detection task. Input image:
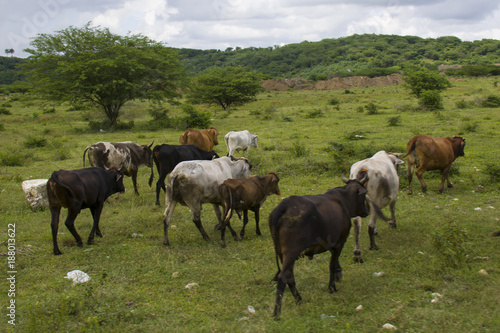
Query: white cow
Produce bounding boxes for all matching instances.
[349,151,403,263]
[162,156,252,246]
[224,130,258,157]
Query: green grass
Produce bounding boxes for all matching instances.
[1,77,499,332]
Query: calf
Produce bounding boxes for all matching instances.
[350,151,403,262]
[179,127,219,151]
[269,174,369,318]
[218,172,281,247]
[152,144,219,205]
[83,141,154,195]
[47,167,125,255]
[224,130,258,156]
[404,135,466,194]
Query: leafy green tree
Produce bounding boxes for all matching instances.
[188,66,263,113]
[22,23,186,127]
[403,67,451,98]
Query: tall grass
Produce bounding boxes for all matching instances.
[1,78,499,332]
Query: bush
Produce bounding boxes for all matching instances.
[24,136,47,148]
[289,142,309,157]
[481,95,500,108]
[432,221,471,270]
[179,104,211,129]
[365,102,379,114]
[305,109,324,118]
[387,116,401,126]
[0,151,25,166]
[418,89,444,109]
[484,163,500,183]
[329,97,340,105]
[146,107,172,130]
[0,107,12,115]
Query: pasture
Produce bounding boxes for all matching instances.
[1,77,499,332]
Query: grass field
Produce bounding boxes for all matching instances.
[1,77,499,332]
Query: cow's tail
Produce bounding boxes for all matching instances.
[402,136,419,159]
[366,197,393,222]
[82,146,91,167]
[148,166,154,187]
[219,183,233,224]
[490,230,500,237]
[269,203,288,281]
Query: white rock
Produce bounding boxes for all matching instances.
[479,269,488,276]
[373,272,384,277]
[356,305,363,311]
[474,207,482,211]
[172,271,180,278]
[185,282,199,290]
[22,179,49,210]
[382,323,397,330]
[247,305,256,314]
[64,270,91,284]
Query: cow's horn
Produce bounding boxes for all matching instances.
[148,141,154,148]
[341,174,349,184]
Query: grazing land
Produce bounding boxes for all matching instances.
[1,77,499,332]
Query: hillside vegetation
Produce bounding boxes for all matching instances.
[1,76,499,332]
[2,34,500,87]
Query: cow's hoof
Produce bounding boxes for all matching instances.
[220,240,227,248]
[163,241,170,246]
[54,250,62,255]
[448,183,454,188]
[354,256,364,263]
[77,242,84,248]
[233,235,241,241]
[389,222,397,229]
[214,223,222,231]
[87,239,94,245]
[369,245,379,251]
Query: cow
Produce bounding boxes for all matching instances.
[224,130,258,157]
[161,156,252,246]
[83,141,154,195]
[47,167,125,255]
[218,172,281,247]
[403,135,466,194]
[269,174,370,318]
[152,144,219,206]
[349,151,403,263]
[179,127,219,152]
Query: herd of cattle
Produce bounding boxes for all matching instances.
[46,127,467,317]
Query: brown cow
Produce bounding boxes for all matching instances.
[218,173,281,247]
[179,127,219,151]
[404,135,466,194]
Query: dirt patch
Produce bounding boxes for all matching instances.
[262,74,404,91]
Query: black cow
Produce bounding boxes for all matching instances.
[269,174,369,318]
[47,167,125,255]
[83,141,154,195]
[152,144,219,205]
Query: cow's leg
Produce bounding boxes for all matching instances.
[220,210,239,248]
[352,216,363,263]
[389,200,397,228]
[131,171,140,195]
[64,209,83,248]
[191,205,210,241]
[240,210,250,238]
[254,209,262,236]
[415,166,427,193]
[274,256,301,318]
[439,166,453,193]
[368,209,379,250]
[88,204,104,245]
[329,238,348,292]
[155,172,167,206]
[162,200,178,246]
[407,161,414,194]
[50,206,63,255]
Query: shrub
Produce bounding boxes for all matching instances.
[289,142,309,157]
[305,109,324,118]
[418,89,444,109]
[365,102,379,114]
[179,103,211,129]
[459,122,478,133]
[484,163,500,183]
[146,107,172,130]
[481,95,500,108]
[0,151,25,166]
[387,115,401,126]
[24,136,47,148]
[432,220,471,270]
[329,97,340,105]
[0,107,11,115]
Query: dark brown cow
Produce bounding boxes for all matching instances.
[47,167,125,255]
[218,173,281,247]
[404,135,466,194]
[269,174,369,318]
[179,127,219,151]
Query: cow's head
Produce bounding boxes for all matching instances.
[230,156,252,177]
[341,172,369,218]
[268,172,281,196]
[387,152,404,170]
[452,136,466,158]
[141,141,154,167]
[208,127,219,146]
[112,170,126,194]
[251,134,258,148]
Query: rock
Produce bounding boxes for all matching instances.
[479,269,488,276]
[356,305,363,311]
[247,305,256,314]
[22,179,49,210]
[64,270,91,284]
[373,272,384,277]
[382,323,397,330]
[185,282,199,290]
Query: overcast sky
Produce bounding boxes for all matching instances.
[2,0,500,58]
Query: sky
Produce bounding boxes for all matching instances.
[2,0,500,58]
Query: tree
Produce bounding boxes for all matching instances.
[403,67,451,98]
[22,23,186,127]
[4,49,14,57]
[188,66,263,114]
